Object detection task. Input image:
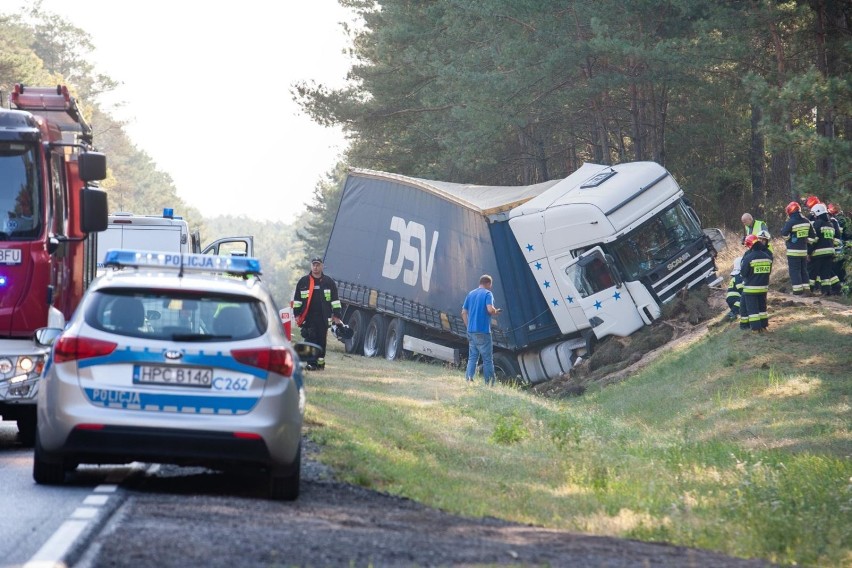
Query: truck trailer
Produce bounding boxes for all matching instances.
[324,162,723,384]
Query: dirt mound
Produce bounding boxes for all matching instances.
[532,286,723,398]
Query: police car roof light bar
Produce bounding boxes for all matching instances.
[102,250,262,276]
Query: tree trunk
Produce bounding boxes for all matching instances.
[749,104,767,215]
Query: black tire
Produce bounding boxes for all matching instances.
[343,310,366,354]
[268,443,301,501]
[384,318,408,361]
[493,351,520,382]
[363,314,387,358]
[16,411,36,447]
[33,434,66,485]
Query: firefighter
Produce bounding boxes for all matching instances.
[779,201,816,295]
[809,203,841,295]
[725,256,743,320]
[741,212,772,253]
[740,232,773,332]
[827,203,848,287]
[292,256,343,370]
[803,196,822,290]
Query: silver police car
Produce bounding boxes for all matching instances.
[34,250,316,500]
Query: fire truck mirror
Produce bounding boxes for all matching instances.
[80,189,108,233]
[78,151,107,182]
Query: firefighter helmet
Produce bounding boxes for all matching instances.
[731,256,742,276]
[805,195,821,209]
[811,203,827,217]
[785,201,800,216]
[744,234,759,249]
[827,203,839,215]
[757,229,771,240]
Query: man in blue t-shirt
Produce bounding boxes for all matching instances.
[461,274,502,385]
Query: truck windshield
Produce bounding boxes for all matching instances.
[608,200,703,281]
[0,142,41,239]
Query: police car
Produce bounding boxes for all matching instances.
[33,250,317,501]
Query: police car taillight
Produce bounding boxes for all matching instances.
[231,347,295,377]
[54,336,117,363]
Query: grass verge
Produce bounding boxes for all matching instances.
[302,292,850,567]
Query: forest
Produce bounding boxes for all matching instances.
[2,1,850,303]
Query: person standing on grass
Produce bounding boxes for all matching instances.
[461,274,502,385]
[725,256,743,320]
[809,203,841,295]
[292,256,343,370]
[740,233,773,332]
[780,201,816,295]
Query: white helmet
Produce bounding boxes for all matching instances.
[731,256,742,276]
[811,203,827,216]
[757,229,771,240]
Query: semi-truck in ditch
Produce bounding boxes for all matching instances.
[324,162,723,384]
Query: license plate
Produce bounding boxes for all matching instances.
[133,365,213,388]
[0,249,22,265]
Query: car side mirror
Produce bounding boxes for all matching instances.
[34,327,63,348]
[294,342,322,361]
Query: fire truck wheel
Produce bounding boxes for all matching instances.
[16,413,36,447]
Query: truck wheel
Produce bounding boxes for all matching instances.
[385,318,408,361]
[343,310,366,354]
[493,352,520,383]
[363,314,387,358]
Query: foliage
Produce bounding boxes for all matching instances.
[202,215,302,307]
[298,0,851,230]
[308,296,852,566]
[294,161,348,269]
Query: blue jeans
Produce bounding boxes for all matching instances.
[466,332,495,384]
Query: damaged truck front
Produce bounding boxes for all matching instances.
[323,161,723,384]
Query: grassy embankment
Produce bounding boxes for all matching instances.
[303,234,851,567]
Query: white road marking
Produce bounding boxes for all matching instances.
[24,519,88,568]
[71,507,100,520]
[24,469,138,567]
[82,495,109,506]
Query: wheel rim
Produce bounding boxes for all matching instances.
[386,330,398,359]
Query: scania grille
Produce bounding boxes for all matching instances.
[652,248,716,303]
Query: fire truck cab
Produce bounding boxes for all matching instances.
[0,84,108,443]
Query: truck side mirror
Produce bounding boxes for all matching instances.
[80,188,108,233]
[78,152,107,182]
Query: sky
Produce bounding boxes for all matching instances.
[5,0,355,223]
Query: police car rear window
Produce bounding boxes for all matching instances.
[85,290,267,341]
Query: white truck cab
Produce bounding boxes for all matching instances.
[97,210,253,273]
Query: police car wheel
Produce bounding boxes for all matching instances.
[268,444,301,501]
[33,434,66,485]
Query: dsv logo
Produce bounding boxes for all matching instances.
[382,216,439,292]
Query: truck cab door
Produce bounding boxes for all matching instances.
[201,236,254,257]
[555,247,645,339]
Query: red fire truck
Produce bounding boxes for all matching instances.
[0,84,108,444]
